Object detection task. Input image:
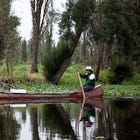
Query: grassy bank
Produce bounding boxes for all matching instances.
[0,64,140,97]
[12,83,139,97]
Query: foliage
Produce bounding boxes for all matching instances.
[88,0,140,70]
[0,64,139,97]
[12,65,31,82]
[98,69,111,84]
[42,39,70,81]
[13,65,44,83]
[104,84,140,97]
[71,0,95,31]
[0,65,9,79]
[21,39,27,63]
[99,69,140,85]
[11,82,78,93]
[59,0,95,37]
[0,64,44,83]
[100,0,140,49]
[122,72,140,85]
[0,0,21,77]
[59,64,84,87]
[109,63,134,84]
[59,0,75,39]
[46,0,96,84]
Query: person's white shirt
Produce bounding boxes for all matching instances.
[89,74,96,80]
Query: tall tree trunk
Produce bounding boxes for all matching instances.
[52,30,82,84]
[31,30,40,73]
[2,0,11,75]
[30,0,42,73]
[30,0,50,73]
[81,32,87,65]
[95,44,104,81]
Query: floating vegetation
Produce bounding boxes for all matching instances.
[104,84,140,97]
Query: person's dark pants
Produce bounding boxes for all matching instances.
[79,86,94,92]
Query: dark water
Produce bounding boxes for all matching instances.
[0,98,139,140]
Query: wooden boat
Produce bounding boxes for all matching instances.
[0,85,103,104]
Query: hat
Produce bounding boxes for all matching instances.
[85,66,93,71]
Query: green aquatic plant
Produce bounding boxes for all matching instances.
[104,84,140,97]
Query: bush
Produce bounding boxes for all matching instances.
[59,64,84,87]
[122,72,140,84]
[109,63,134,84]
[98,69,111,84]
[42,40,71,81]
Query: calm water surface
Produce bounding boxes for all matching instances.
[0,98,139,140]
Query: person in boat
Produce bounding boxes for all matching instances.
[79,66,96,92]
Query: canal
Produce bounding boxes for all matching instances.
[0,98,139,140]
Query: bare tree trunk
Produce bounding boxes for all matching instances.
[2,0,11,76]
[95,44,104,81]
[31,29,40,73]
[81,32,87,65]
[30,0,50,73]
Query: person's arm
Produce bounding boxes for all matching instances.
[80,73,87,78]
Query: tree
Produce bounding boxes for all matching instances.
[0,0,11,66]
[30,0,51,73]
[0,0,21,79]
[21,39,28,63]
[5,15,21,77]
[43,0,96,84]
[39,0,55,63]
[103,0,140,69]
[88,0,140,79]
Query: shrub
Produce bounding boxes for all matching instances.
[109,63,134,84]
[98,69,111,84]
[42,40,71,81]
[60,64,84,87]
[122,72,140,84]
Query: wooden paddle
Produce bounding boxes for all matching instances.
[77,72,86,100]
[77,72,86,122]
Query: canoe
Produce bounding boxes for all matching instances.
[0,85,103,103]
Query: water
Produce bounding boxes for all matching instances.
[0,98,139,140]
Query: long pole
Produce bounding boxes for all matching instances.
[77,72,86,122]
[77,72,86,100]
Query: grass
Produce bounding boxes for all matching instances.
[0,64,140,97]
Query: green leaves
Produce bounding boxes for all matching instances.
[13,83,78,93]
[42,39,70,81]
[59,0,96,37]
[110,63,133,84]
[72,0,95,30]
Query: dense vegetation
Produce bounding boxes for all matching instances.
[0,64,139,97]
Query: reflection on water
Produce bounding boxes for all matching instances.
[97,98,140,140]
[0,98,139,140]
